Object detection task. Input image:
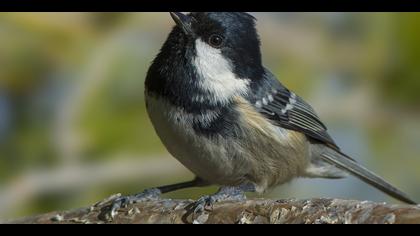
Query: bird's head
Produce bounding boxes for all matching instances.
[168,12,264,80]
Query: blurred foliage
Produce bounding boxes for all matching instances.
[382,13,420,107]
[0,12,419,219]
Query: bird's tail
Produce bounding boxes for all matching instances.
[321,148,417,205]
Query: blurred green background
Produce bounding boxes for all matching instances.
[0,12,419,220]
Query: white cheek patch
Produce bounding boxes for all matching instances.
[193,39,250,104]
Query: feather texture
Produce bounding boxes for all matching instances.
[248,69,339,150]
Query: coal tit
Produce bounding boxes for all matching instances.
[110,12,416,216]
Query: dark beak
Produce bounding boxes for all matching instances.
[169,12,193,35]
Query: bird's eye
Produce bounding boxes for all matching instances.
[208,34,224,48]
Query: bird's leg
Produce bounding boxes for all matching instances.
[107,177,208,218]
[192,183,256,214]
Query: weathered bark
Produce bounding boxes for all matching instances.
[4,195,420,224]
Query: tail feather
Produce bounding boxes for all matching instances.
[321,149,417,205]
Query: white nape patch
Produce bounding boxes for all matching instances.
[281,92,296,114]
[193,39,250,104]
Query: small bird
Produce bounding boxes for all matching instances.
[110,12,416,215]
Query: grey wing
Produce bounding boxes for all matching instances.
[249,69,339,150]
[249,70,417,204]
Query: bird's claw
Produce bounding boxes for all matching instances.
[190,186,248,215]
[192,195,216,214]
[107,188,161,219]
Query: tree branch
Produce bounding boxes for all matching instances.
[5,195,420,224]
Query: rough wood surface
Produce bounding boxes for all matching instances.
[4,195,420,224]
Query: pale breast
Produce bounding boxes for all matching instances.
[145,94,311,193]
[145,95,243,185]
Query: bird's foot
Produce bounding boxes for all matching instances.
[191,186,247,214]
[104,188,161,219]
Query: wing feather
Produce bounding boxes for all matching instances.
[249,69,339,150]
